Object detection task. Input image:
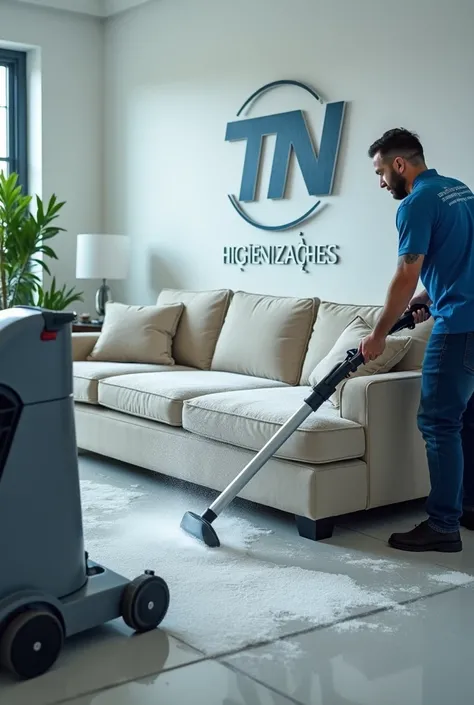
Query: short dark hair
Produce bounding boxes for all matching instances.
[368,128,425,163]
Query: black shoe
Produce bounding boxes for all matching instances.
[388,520,462,553]
[461,510,474,531]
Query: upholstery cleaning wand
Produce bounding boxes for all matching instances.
[180,304,429,547]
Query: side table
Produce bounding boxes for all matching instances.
[72,322,103,333]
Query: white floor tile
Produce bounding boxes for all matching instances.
[66,659,295,705]
[224,583,474,705]
[339,501,474,574]
[0,623,203,705]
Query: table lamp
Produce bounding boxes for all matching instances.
[76,233,129,317]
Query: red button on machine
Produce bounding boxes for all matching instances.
[40,331,57,341]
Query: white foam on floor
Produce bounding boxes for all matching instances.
[90,515,399,654]
[78,480,400,656]
[80,479,145,530]
[332,619,396,634]
[396,585,423,595]
[430,571,474,586]
[334,556,408,573]
[79,477,474,657]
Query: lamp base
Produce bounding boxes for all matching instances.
[95,279,111,317]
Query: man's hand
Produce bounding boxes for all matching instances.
[359,332,386,362]
[407,291,432,325]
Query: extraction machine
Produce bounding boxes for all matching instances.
[0,306,170,680]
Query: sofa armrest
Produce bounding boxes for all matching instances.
[339,371,430,508]
[72,332,100,361]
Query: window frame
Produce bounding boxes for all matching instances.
[0,48,28,193]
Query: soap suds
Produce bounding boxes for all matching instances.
[347,558,402,572]
[79,477,473,657]
[334,555,408,573]
[333,619,395,634]
[79,479,145,530]
[395,585,423,595]
[430,571,474,586]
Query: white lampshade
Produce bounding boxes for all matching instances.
[76,233,129,280]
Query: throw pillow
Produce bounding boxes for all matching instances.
[308,315,413,407]
[87,301,184,365]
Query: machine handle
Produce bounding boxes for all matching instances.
[349,303,430,362]
[304,304,430,410]
[15,306,76,331]
[318,304,431,393]
[390,303,430,333]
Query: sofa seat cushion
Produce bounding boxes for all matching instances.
[73,361,193,404]
[97,371,288,427]
[182,386,365,464]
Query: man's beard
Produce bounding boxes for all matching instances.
[389,171,409,200]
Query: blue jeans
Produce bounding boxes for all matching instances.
[418,332,474,533]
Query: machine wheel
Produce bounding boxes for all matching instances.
[0,608,64,680]
[120,573,170,633]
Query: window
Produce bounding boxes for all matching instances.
[0,48,27,192]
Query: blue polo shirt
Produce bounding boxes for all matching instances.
[397,168,474,333]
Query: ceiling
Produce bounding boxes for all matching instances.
[11,0,151,17]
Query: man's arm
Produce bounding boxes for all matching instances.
[373,192,436,338]
[412,288,432,306]
[372,253,425,338]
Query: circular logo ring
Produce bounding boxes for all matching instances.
[227,79,325,232]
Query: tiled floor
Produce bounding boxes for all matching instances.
[4,454,474,705]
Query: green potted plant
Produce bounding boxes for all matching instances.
[0,171,83,311]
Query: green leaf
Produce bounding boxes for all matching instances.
[39,245,58,260]
[0,172,74,310]
[34,276,83,311]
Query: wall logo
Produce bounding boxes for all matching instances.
[225,79,346,232]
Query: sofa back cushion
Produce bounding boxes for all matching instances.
[156,288,232,370]
[87,301,184,365]
[211,290,319,384]
[300,300,434,383]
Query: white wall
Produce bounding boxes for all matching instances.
[13,0,151,18]
[13,0,104,17]
[104,0,474,306]
[0,1,103,313]
[104,0,151,15]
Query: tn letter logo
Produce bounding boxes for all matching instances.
[225,80,345,232]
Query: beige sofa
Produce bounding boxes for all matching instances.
[72,288,433,541]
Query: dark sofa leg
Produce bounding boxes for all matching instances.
[295,515,334,541]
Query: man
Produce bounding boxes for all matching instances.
[360,128,474,552]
